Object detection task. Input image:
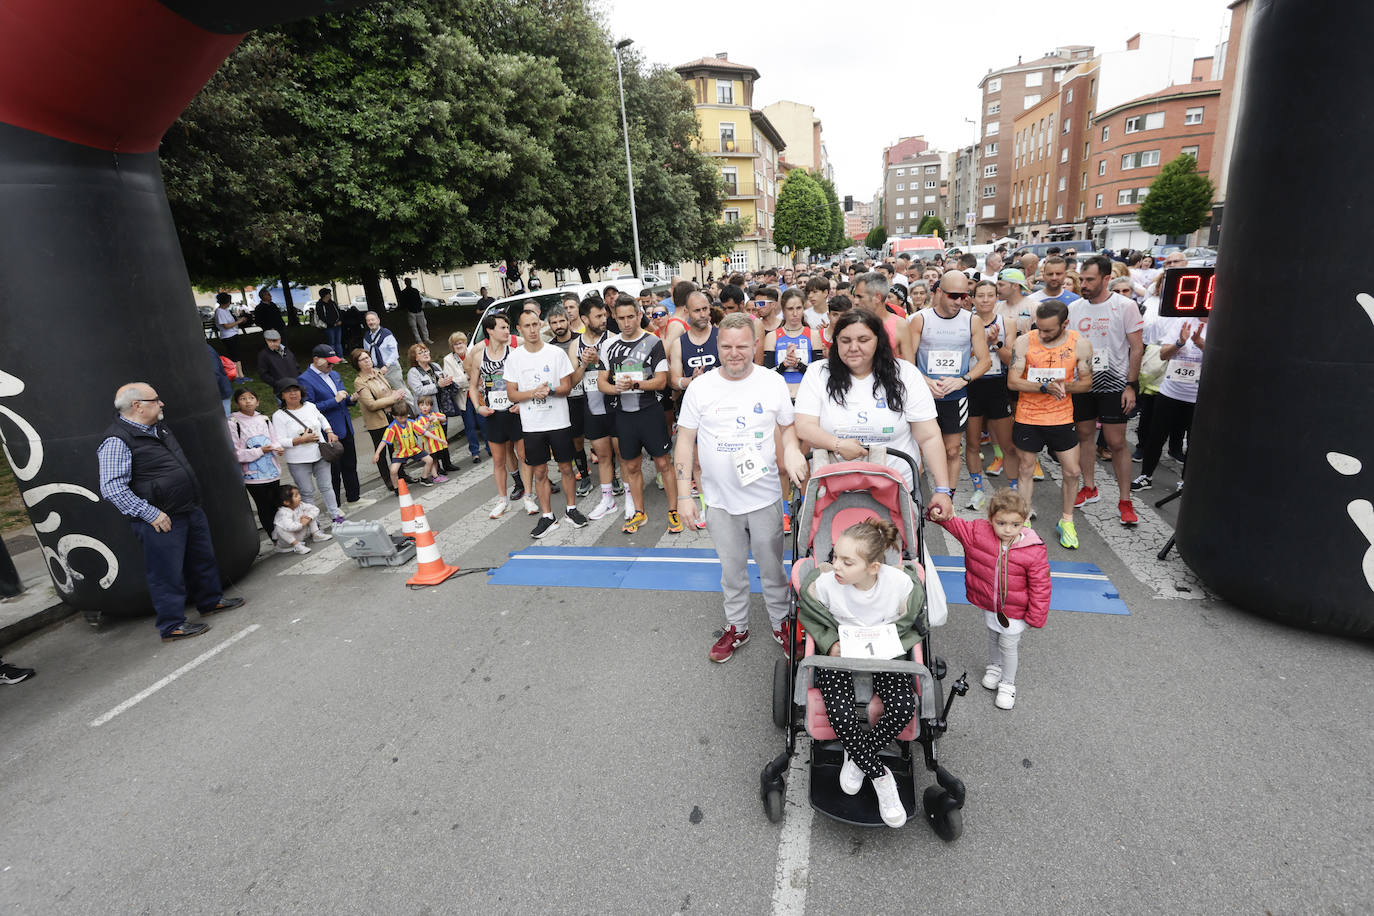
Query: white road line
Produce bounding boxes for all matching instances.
[1042,457,1208,599]
[770,752,813,916]
[281,458,490,575]
[89,624,261,727]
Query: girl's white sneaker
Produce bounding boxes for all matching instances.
[982,665,1003,690]
[870,768,907,828]
[995,682,1016,710]
[839,751,864,796]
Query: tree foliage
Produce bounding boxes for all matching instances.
[917,214,946,238]
[814,175,845,255]
[1137,154,1215,238]
[774,171,829,256]
[864,225,887,249]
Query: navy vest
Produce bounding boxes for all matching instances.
[103,419,201,515]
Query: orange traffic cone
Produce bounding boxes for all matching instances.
[407,501,459,587]
[398,479,419,539]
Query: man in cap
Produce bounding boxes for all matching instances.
[298,344,360,505]
[257,329,299,391]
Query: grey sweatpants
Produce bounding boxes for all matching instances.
[708,501,788,632]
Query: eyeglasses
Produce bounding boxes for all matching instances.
[941,291,971,301]
[650,311,668,319]
[136,397,164,405]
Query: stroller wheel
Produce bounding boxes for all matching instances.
[763,787,786,823]
[923,786,963,842]
[772,657,791,728]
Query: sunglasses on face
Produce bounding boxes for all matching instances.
[651,311,668,318]
[941,290,971,301]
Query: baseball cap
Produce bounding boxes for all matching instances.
[999,268,1031,292]
[273,378,302,395]
[263,329,281,340]
[311,344,341,364]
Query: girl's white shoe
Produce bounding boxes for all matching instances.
[839,751,864,796]
[995,682,1016,710]
[982,665,1003,690]
[870,768,907,828]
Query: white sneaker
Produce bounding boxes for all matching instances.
[654,471,665,490]
[968,488,989,511]
[839,751,864,796]
[870,768,907,828]
[311,531,333,542]
[274,544,296,555]
[489,498,508,519]
[523,494,539,515]
[588,499,616,521]
[982,665,1003,690]
[995,682,1016,710]
[293,543,311,555]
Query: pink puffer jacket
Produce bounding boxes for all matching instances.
[935,517,1050,627]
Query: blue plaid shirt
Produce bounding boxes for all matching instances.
[97,417,162,523]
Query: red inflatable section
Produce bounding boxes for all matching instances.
[0,0,242,152]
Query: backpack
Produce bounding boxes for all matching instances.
[220,355,239,380]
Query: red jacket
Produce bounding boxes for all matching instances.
[935,517,1050,627]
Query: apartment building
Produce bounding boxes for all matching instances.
[762,100,833,183]
[975,46,1095,242]
[880,136,947,238]
[844,199,874,240]
[675,53,789,274]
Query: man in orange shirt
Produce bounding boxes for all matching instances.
[1006,300,1094,549]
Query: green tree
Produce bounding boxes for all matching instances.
[1137,154,1215,238]
[864,225,887,250]
[774,171,829,258]
[815,175,845,255]
[916,214,946,238]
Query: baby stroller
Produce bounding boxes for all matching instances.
[761,446,968,839]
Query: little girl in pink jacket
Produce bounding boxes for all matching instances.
[934,489,1050,711]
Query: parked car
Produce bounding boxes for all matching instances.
[448,290,481,307]
[420,294,444,308]
[351,294,397,312]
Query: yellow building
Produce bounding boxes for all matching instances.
[675,53,788,275]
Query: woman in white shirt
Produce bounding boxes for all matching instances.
[270,379,345,525]
[793,311,954,520]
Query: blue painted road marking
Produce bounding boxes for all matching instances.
[488,547,1128,615]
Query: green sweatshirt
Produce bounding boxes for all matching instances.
[796,564,928,656]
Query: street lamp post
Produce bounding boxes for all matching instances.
[614,38,643,281]
[963,117,977,247]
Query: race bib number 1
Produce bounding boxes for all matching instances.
[837,624,904,659]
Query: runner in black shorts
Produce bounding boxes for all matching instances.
[466,313,530,519]
[575,297,623,519]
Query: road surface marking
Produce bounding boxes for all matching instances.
[770,752,813,916]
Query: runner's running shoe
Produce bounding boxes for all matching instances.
[666,510,684,534]
[1130,474,1152,491]
[1119,499,1139,526]
[986,456,1004,476]
[1033,460,1045,481]
[1056,518,1079,549]
[1074,486,1099,508]
[622,511,648,533]
[708,626,749,663]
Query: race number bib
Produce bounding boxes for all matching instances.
[520,369,552,414]
[1166,359,1200,383]
[833,424,895,446]
[928,349,960,375]
[618,368,646,383]
[1026,367,1065,385]
[582,368,599,394]
[486,379,511,411]
[733,446,766,486]
[1091,350,1110,373]
[838,624,904,659]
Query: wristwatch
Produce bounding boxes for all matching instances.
[1039,382,1049,394]
[631,381,640,390]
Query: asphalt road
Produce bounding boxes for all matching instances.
[2,445,1371,915]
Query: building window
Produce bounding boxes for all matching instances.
[1078,201,1085,218]
[717,82,733,104]
[895,212,904,221]
[1125,112,1165,133]
[1101,125,1110,142]
[986,121,1000,136]
[723,208,740,224]
[1081,171,1088,190]
[925,166,938,174]
[729,250,748,272]
[1056,204,1064,219]
[1181,145,1199,160]
[925,180,937,188]
[983,164,997,178]
[718,122,736,151]
[1025,71,1043,88]
[925,209,935,217]
[1095,193,1103,209]
[1062,117,1071,134]
[896,182,905,190]
[1118,188,1134,205]
[1057,176,1066,192]
[981,203,995,218]
[1184,107,1204,125]
[895,197,905,205]
[1121,150,1162,170]
[478,271,489,288]
[1098,159,1107,176]
[721,166,738,194]
[985,142,998,156]
[925,195,935,203]
[982,185,997,198]
[1067,88,1074,103]
[1060,148,1068,163]
[896,168,905,176]
[1023,94,1041,110]
[987,77,1001,93]
[987,102,1001,116]
[441,274,455,291]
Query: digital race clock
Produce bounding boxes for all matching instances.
[1157,266,1216,317]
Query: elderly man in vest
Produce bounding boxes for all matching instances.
[97,382,245,641]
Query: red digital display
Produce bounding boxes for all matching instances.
[1158,267,1216,317]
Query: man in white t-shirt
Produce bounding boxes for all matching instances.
[506,309,588,539]
[1069,255,1145,526]
[1027,256,1081,307]
[676,314,809,664]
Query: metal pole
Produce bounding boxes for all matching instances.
[615,41,643,280]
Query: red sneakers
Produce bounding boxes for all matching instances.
[1074,486,1100,508]
[1119,499,1139,526]
[709,626,749,663]
[772,619,806,659]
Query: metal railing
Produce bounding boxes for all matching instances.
[702,137,754,155]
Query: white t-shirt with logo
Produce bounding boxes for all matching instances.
[1069,292,1144,393]
[794,359,937,490]
[504,343,574,433]
[678,367,795,516]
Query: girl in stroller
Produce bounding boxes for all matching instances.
[798,518,924,828]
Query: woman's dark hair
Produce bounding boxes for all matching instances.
[824,310,905,414]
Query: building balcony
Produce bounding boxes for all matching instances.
[722,188,761,201]
[702,138,757,155]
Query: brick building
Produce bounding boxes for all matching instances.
[880,136,948,238]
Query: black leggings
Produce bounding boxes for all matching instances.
[1141,394,1194,478]
[815,667,917,779]
[245,481,283,539]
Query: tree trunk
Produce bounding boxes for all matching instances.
[362,273,385,313]
[578,265,592,283]
[280,275,299,326]
[386,271,402,306]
